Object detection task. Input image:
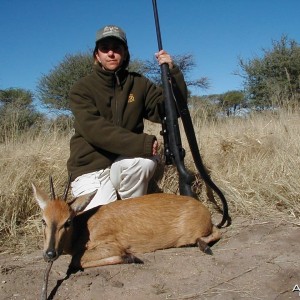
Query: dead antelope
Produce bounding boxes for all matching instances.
[32,177,221,270]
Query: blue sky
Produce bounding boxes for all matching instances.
[1,0,300,98]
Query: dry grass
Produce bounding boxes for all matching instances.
[1,109,300,250]
[199,111,300,220]
[0,127,71,250]
[147,109,300,221]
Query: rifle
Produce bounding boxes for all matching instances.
[152,0,231,228]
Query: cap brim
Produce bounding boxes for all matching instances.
[96,35,126,45]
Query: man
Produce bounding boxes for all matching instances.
[67,25,187,210]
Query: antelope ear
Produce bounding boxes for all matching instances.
[32,183,50,210]
[68,191,97,213]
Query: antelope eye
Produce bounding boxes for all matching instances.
[64,219,72,228]
[41,219,46,226]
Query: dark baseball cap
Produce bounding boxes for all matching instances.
[95,25,127,46]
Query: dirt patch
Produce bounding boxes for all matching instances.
[1,217,299,300]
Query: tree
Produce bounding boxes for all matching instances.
[219,90,245,115]
[142,53,210,90]
[0,88,43,142]
[238,35,300,108]
[0,88,32,107]
[37,52,94,110]
[37,52,209,111]
[128,58,149,74]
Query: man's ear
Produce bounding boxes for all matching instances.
[95,52,101,63]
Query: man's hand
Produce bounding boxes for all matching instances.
[152,140,159,156]
[155,50,174,69]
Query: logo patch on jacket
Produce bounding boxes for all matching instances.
[128,93,135,103]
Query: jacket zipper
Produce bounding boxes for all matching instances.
[114,72,119,125]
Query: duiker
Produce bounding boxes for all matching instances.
[32,177,221,270]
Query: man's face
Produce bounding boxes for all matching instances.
[95,38,126,71]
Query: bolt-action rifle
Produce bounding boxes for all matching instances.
[152,0,231,228]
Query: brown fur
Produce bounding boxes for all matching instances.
[32,184,221,270]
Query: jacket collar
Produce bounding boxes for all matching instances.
[93,63,127,87]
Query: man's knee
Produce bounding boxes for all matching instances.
[110,157,158,191]
[135,157,157,178]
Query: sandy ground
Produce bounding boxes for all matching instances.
[1,216,299,300]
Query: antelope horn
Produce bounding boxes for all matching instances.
[62,173,72,201]
[49,176,56,200]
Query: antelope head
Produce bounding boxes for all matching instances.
[32,175,96,262]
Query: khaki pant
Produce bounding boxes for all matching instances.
[71,156,158,211]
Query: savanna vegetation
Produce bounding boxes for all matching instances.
[1,35,300,251]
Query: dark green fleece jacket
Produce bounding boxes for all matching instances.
[67,63,187,181]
